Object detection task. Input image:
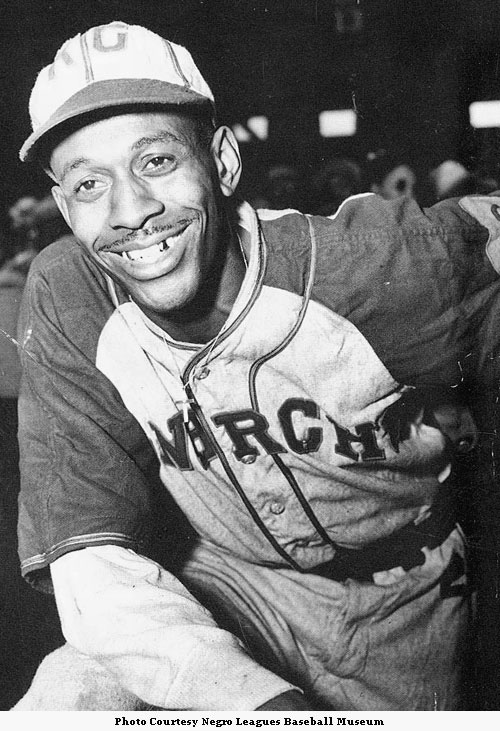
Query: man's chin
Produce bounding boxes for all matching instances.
[127,280,198,319]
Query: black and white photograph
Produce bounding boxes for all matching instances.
[1,0,500,719]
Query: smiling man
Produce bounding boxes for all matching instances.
[49,111,245,343]
[12,21,500,711]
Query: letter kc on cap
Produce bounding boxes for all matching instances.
[20,20,215,162]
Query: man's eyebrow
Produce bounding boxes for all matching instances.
[59,157,91,183]
[57,131,187,182]
[131,130,187,151]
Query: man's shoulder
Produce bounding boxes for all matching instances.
[255,194,428,250]
[21,234,115,351]
[27,235,110,303]
[254,195,428,277]
[257,192,493,275]
[29,234,89,279]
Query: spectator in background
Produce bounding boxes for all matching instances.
[429,160,499,202]
[250,163,304,211]
[366,150,417,201]
[308,157,363,216]
[8,195,38,236]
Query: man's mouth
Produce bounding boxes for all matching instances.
[119,231,184,263]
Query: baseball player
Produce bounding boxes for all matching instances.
[12,20,500,711]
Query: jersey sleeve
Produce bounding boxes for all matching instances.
[16,243,162,589]
[309,193,500,388]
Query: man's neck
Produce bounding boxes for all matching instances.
[141,231,246,345]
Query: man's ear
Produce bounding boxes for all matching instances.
[210,126,242,197]
[51,186,71,229]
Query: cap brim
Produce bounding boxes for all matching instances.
[20,78,214,162]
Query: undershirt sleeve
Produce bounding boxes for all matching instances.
[51,545,297,710]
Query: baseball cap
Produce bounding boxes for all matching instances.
[20,20,215,162]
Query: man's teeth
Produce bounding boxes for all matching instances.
[121,234,181,262]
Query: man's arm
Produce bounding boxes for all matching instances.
[288,193,500,390]
[51,545,305,710]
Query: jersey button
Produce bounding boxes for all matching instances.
[240,454,257,465]
[269,500,285,515]
[196,367,210,380]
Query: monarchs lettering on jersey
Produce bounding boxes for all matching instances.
[149,397,385,471]
[149,411,217,471]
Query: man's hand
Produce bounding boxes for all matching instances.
[257,690,313,710]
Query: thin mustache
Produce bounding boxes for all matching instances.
[103,220,193,251]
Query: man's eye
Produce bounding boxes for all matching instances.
[76,179,98,193]
[144,156,175,171]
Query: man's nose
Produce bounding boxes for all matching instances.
[109,177,164,230]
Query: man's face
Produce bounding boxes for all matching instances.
[50,111,240,315]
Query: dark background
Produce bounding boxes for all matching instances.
[2,0,500,711]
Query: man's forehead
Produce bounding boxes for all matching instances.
[50,110,196,175]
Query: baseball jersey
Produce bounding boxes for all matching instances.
[17,193,500,584]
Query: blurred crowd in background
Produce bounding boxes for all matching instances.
[248,151,499,214]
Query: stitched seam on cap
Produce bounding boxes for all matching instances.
[163,39,190,89]
[80,32,94,83]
